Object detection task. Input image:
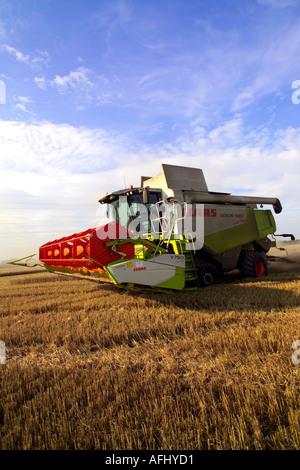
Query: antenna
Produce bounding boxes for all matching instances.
[123,176,126,189]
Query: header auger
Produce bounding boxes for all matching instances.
[37,164,293,292]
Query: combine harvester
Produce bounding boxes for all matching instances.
[38,164,293,292]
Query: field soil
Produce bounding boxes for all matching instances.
[1,243,300,450]
[268,241,300,273]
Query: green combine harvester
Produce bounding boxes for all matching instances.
[36,164,293,291]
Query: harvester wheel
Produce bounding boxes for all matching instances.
[240,251,268,278]
[197,263,220,287]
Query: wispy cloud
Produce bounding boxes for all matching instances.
[0,44,50,69]
[1,44,30,64]
[50,67,96,92]
[13,95,34,114]
[34,67,112,108]
[34,76,47,90]
[31,49,51,68]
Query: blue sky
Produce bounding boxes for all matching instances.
[1,0,300,260]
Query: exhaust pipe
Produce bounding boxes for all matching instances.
[274,233,295,240]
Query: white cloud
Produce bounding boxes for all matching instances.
[43,67,110,93]
[232,91,254,112]
[1,44,30,64]
[34,67,112,108]
[207,118,244,145]
[51,67,96,92]
[31,49,51,68]
[14,96,34,114]
[0,120,129,177]
[0,44,50,69]
[34,76,47,90]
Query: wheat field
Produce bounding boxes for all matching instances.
[1,243,300,450]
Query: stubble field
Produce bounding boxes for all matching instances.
[1,242,300,450]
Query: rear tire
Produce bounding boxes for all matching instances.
[240,251,268,278]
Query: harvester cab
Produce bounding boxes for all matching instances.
[37,163,293,292]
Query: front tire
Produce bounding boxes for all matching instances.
[197,263,220,287]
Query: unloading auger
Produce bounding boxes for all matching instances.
[35,164,294,292]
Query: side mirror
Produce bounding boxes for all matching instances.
[143,188,149,204]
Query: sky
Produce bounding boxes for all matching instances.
[1,0,300,261]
